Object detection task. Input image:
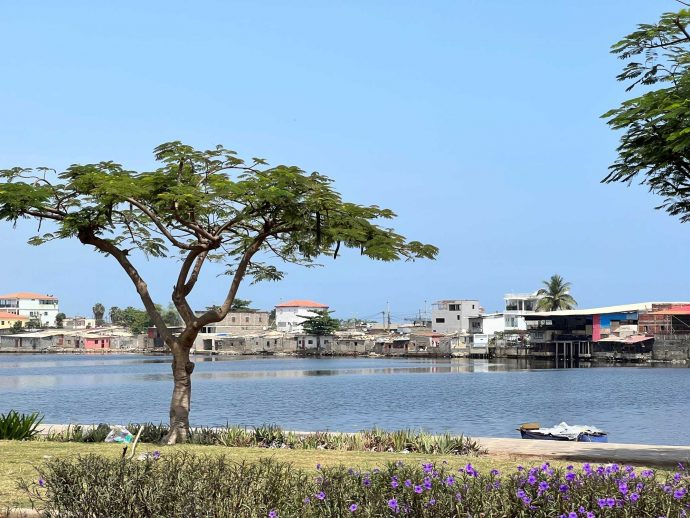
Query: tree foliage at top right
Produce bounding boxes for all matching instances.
[603,6,690,221]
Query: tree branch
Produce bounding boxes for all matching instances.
[187,232,269,336]
[77,228,174,348]
[125,197,199,250]
[172,249,210,325]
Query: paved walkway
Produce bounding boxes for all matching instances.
[475,436,690,467]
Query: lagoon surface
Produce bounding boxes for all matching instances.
[1,354,689,445]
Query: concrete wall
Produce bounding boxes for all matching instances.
[431,300,480,333]
[652,336,690,361]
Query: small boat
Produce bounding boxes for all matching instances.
[517,422,608,442]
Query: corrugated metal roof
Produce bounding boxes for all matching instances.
[529,302,690,318]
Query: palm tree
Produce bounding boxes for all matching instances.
[536,275,577,311]
[92,302,105,326]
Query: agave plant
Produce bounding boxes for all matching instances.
[0,410,44,440]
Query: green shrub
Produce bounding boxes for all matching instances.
[20,454,690,517]
[0,410,43,440]
[39,421,485,456]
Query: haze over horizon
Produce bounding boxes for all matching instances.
[2,1,689,319]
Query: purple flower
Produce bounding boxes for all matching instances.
[521,496,532,506]
[490,469,500,476]
[455,492,462,501]
[445,475,455,486]
[465,463,477,477]
[404,479,412,487]
[315,491,326,501]
[516,489,526,498]
[606,497,615,507]
[641,469,654,478]
[559,484,569,493]
[303,497,311,504]
[428,498,436,505]
[674,488,687,499]
[316,463,321,470]
[538,481,549,492]
[152,450,161,460]
[565,472,576,481]
[268,511,278,518]
[423,477,432,490]
[598,498,607,509]
[630,492,640,502]
[414,485,423,494]
[422,463,433,473]
[391,480,399,488]
[349,503,358,512]
[387,498,398,510]
[586,513,595,518]
[517,465,524,471]
[619,482,628,495]
[38,478,45,488]
[569,513,577,518]
[674,472,682,483]
[527,475,537,485]
[362,478,371,487]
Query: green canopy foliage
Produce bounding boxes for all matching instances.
[603,6,690,221]
[231,298,252,310]
[536,274,577,311]
[0,142,437,350]
[301,309,341,336]
[55,312,66,328]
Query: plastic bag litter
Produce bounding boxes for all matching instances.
[105,425,134,443]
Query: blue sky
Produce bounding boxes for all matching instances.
[2,1,688,320]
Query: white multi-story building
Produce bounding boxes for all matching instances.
[275,299,329,333]
[431,300,481,333]
[0,292,60,327]
[503,292,542,331]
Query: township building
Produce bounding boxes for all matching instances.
[0,292,60,327]
[525,302,690,361]
[431,300,481,333]
[274,299,329,333]
[0,311,28,329]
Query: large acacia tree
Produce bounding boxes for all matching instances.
[0,142,437,443]
[603,5,690,221]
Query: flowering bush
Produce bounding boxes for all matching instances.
[21,454,690,517]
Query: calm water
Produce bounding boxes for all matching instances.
[1,354,689,445]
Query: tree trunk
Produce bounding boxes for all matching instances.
[162,346,195,444]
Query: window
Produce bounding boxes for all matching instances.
[435,318,445,323]
[266,341,270,346]
[457,315,460,320]
[231,317,236,323]
[449,304,459,311]
[259,317,262,322]
[308,339,313,344]
[472,305,475,309]
[245,317,249,323]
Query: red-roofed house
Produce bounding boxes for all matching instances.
[275,299,329,333]
[0,292,60,327]
[0,311,28,329]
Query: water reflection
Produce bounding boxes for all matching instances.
[1,354,689,445]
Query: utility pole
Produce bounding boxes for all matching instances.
[386,301,391,331]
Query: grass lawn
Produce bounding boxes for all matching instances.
[0,440,589,510]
